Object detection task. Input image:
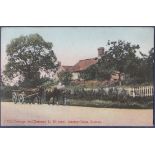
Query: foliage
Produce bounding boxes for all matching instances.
[3,33,58,87]
[68,99,153,109]
[124,48,154,84]
[18,77,54,88]
[1,84,18,101]
[67,86,153,105]
[65,87,152,109]
[41,78,58,89]
[81,40,154,84]
[80,65,98,80]
[58,71,72,85]
[69,87,130,102]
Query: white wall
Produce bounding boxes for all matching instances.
[72,72,80,80]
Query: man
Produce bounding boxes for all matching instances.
[38,86,44,104]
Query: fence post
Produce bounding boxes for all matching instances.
[132,88,135,98]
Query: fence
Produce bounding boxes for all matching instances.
[125,85,153,97]
[83,85,154,98]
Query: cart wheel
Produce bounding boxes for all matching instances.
[12,92,18,104]
[18,94,24,104]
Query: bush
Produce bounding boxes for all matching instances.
[68,99,153,109]
[68,86,152,105]
[58,71,72,85]
[1,85,18,101]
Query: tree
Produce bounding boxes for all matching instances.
[3,34,58,87]
[81,40,140,83]
[98,40,141,85]
[133,48,154,83]
[146,48,154,82]
[58,71,72,85]
[80,63,111,81]
[80,65,98,80]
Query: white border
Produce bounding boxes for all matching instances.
[0,0,155,155]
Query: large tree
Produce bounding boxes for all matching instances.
[99,40,140,81]
[132,48,154,83]
[3,33,58,87]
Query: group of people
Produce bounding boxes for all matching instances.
[37,82,68,105]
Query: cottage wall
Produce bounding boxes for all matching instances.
[72,72,80,80]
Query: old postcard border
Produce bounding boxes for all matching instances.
[0,26,154,128]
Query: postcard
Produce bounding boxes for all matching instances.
[0,27,154,127]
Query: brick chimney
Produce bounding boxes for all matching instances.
[98,47,105,58]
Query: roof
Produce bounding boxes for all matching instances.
[62,58,98,72]
[73,58,98,72]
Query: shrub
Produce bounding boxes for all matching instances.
[68,86,152,104]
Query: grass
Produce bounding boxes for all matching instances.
[67,99,153,109]
[2,98,153,109]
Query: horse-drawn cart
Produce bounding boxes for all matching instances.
[11,83,70,105]
[12,89,40,104]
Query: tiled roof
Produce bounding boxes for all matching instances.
[72,58,98,72]
[62,58,98,72]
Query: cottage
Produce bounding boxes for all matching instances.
[59,47,125,82]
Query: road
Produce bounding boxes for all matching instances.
[1,102,153,126]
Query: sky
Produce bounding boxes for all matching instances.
[1,27,154,72]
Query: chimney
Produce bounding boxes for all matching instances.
[98,47,105,58]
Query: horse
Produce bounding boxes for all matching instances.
[45,87,71,105]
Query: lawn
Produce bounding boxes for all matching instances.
[67,99,153,109]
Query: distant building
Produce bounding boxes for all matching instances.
[63,58,98,80]
[58,47,125,81]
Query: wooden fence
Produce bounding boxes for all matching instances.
[125,85,153,97]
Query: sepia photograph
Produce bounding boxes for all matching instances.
[1,27,154,126]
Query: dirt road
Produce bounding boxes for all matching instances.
[1,102,153,126]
